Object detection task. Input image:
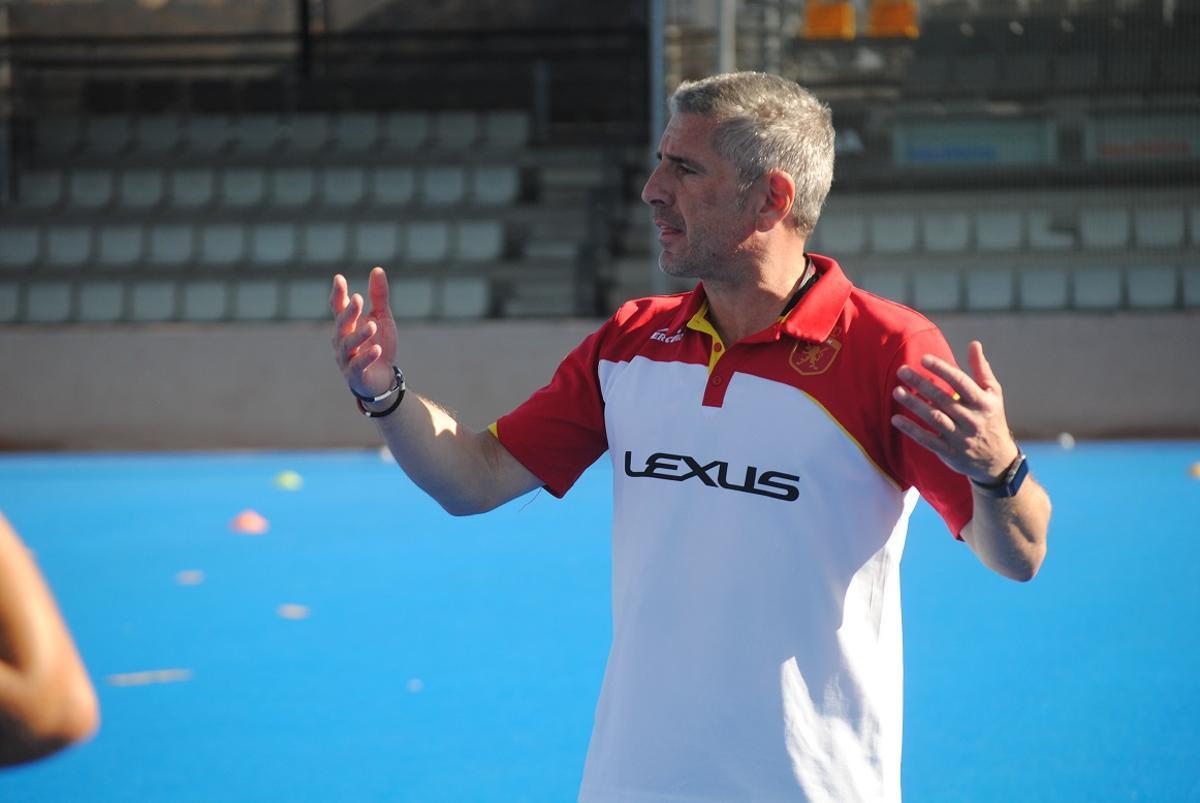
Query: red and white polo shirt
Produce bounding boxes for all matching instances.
[493,254,974,802]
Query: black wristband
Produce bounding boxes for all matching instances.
[351,366,404,403]
[353,366,406,418]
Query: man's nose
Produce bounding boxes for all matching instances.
[641,164,669,207]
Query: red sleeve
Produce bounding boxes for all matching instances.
[491,321,610,498]
[881,326,975,539]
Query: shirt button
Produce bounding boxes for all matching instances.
[711,374,724,386]
[713,343,723,353]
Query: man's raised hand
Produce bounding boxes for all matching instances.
[331,267,400,399]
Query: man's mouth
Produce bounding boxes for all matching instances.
[654,219,683,241]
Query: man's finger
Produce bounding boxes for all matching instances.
[342,320,377,362]
[368,267,391,317]
[348,343,383,374]
[897,364,966,415]
[330,274,349,316]
[968,341,1000,392]
[918,355,984,407]
[891,414,950,458]
[894,386,957,434]
[335,293,363,338]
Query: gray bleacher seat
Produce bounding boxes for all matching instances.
[952,53,999,90]
[288,114,331,154]
[302,222,349,263]
[433,111,479,149]
[170,168,216,208]
[68,169,115,209]
[130,280,177,321]
[236,115,285,154]
[35,118,82,157]
[1107,50,1153,91]
[0,283,18,322]
[1072,267,1123,309]
[407,222,451,263]
[420,166,467,206]
[976,210,1023,251]
[457,221,504,262]
[1019,268,1069,310]
[283,279,330,320]
[251,223,297,265]
[965,268,1015,311]
[383,112,430,150]
[911,272,961,312]
[1184,267,1200,307]
[18,171,64,209]
[270,168,316,207]
[221,168,267,208]
[1079,208,1131,250]
[45,225,93,269]
[390,278,436,319]
[335,113,379,152]
[321,167,367,207]
[371,167,416,206]
[77,281,125,322]
[232,279,280,320]
[1053,52,1101,92]
[119,169,166,209]
[1134,208,1185,248]
[922,211,971,253]
[483,111,531,147]
[352,222,403,263]
[1192,207,1200,246]
[1027,210,1075,250]
[25,282,73,323]
[0,226,40,269]
[97,225,145,269]
[136,116,181,154]
[1006,52,1050,89]
[870,213,918,254]
[814,212,866,254]
[1126,266,1178,309]
[149,224,196,268]
[185,115,235,155]
[199,224,247,267]
[181,280,229,321]
[1161,43,1200,92]
[858,270,909,304]
[441,277,490,318]
[86,116,133,156]
[472,165,520,206]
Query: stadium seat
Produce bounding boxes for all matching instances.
[169,168,217,208]
[236,114,285,154]
[814,211,866,254]
[1126,265,1178,308]
[270,168,316,207]
[77,281,125,322]
[250,224,298,266]
[181,280,229,321]
[420,166,467,206]
[0,226,40,269]
[1190,206,1200,246]
[25,282,73,323]
[287,114,331,154]
[383,112,430,150]
[1019,268,1069,310]
[407,222,451,263]
[17,171,64,209]
[199,224,248,268]
[1072,267,1123,309]
[951,53,1000,91]
[283,279,330,320]
[221,168,268,208]
[441,277,491,318]
[1027,210,1075,250]
[302,222,349,263]
[976,210,1023,251]
[136,116,181,154]
[232,279,280,320]
[858,270,909,304]
[870,212,919,253]
[1079,208,1131,249]
[97,225,145,269]
[1005,52,1051,90]
[68,169,116,209]
[45,225,93,268]
[433,111,479,149]
[0,283,18,322]
[129,280,178,321]
[1160,42,1200,91]
[185,115,235,155]
[911,271,961,312]
[1053,52,1101,92]
[148,224,196,268]
[391,278,437,319]
[965,268,1015,311]
[1184,267,1200,307]
[922,211,971,253]
[352,222,403,263]
[119,169,166,209]
[1134,207,1185,248]
[471,165,520,206]
[85,116,133,156]
[1106,50,1153,91]
[457,221,504,262]
[334,113,379,152]
[482,111,531,147]
[321,167,367,207]
[371,167,416,206]
[34,117,82,157]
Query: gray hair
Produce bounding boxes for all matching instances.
[669,72,835,237]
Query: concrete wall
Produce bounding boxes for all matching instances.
[2,312,1198,451]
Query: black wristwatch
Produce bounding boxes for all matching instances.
[970,451,1029,498]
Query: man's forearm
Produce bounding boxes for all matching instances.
[961,479,1051,582]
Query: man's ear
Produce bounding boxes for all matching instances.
[753,170,796,232]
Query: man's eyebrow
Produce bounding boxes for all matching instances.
[656,152,706,173]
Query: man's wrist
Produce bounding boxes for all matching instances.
[353,366,406,418]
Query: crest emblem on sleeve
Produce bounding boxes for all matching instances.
[788,326,842,376]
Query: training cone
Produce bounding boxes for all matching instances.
[1189,462,1200,480]
[273,470,304,491]
[230,509,269,535]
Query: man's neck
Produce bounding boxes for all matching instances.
[702,251,811,345]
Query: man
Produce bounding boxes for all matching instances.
[0,511,99,767]
[331,72,1050,801]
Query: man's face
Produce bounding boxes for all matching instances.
[641,113,759,282]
